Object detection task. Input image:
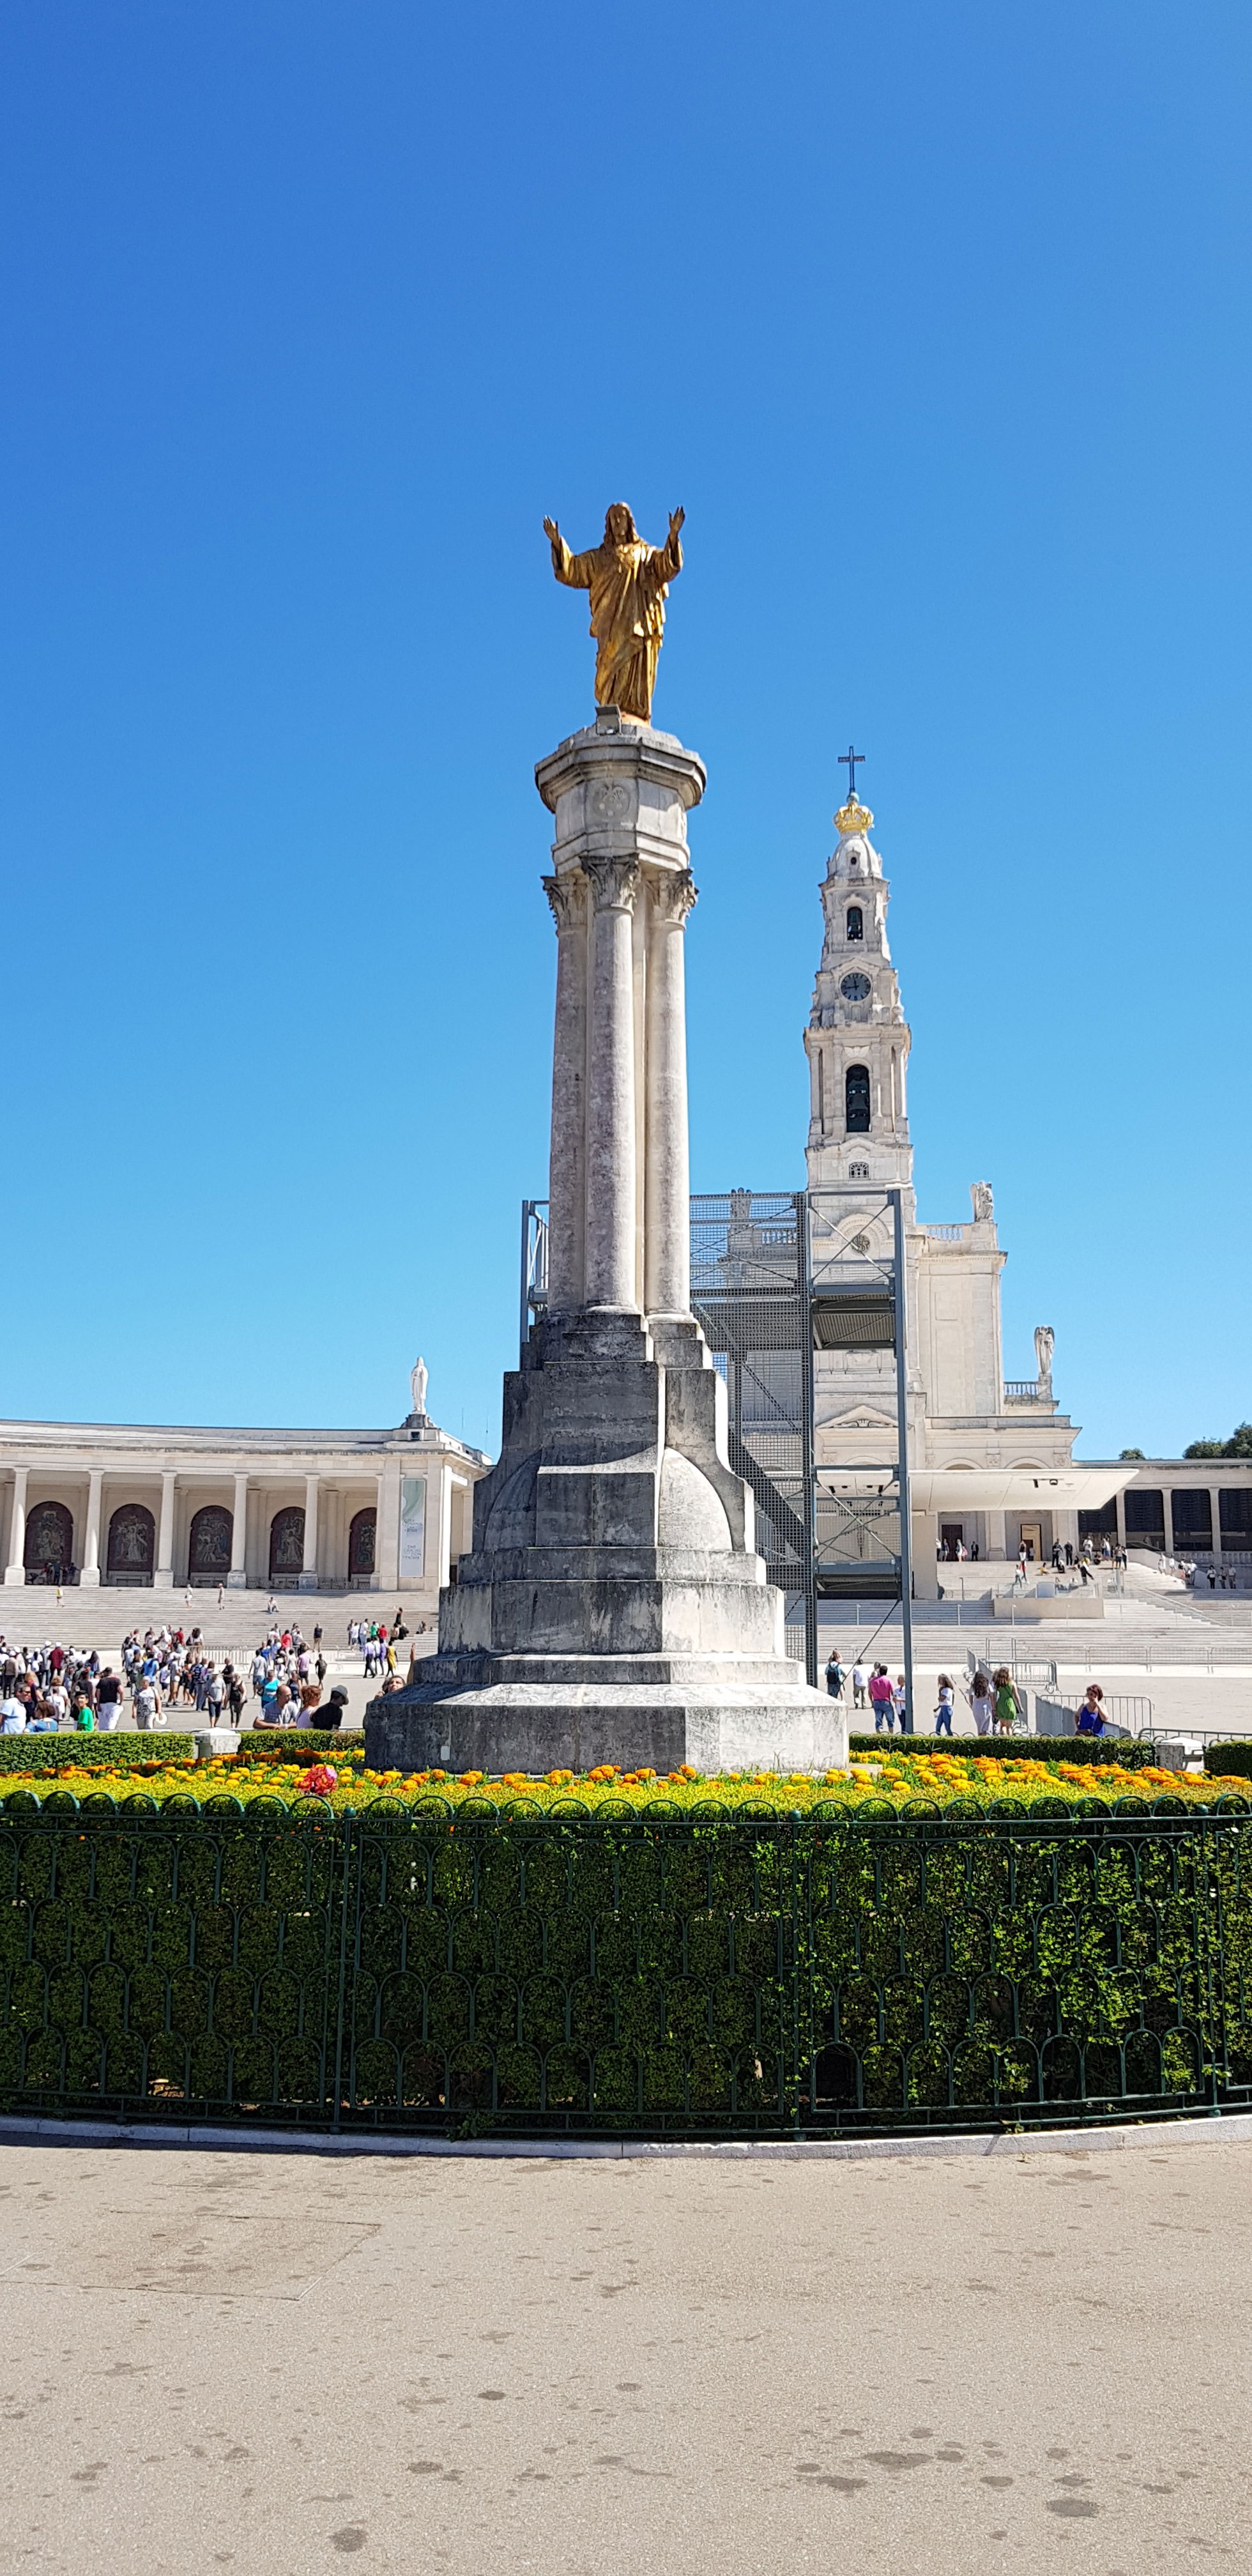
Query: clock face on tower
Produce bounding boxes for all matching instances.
[839,972,872,1002]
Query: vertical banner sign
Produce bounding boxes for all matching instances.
[399,1476,427,1581]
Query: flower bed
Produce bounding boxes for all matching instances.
[0,1748,1243,1816]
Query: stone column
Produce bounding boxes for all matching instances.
[229,1473,249,1588]
[438,1461,456,1590]
[300,1474,320,1591]
[912,1510,942,1598]
[1161,1488,1173,1558]
[4,1466,28,1585]
[543,870,588,1315]
[375,1464,401,1594]
[583,855,639,1310]
[1210,1485,1224,1567]
[645,868,697,1317]
[156,1470,176,1585]
[80,1469,103,1588]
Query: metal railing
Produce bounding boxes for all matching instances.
[4,1798,1252,2139]
[967,1649,1060,1688]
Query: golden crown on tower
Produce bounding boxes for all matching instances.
[834,797,874,837]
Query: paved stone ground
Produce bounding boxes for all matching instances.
[0,2133,1249,2572]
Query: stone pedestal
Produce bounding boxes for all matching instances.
[366,714,843,1779]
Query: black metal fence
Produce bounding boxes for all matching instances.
[3,1795,1251,2140]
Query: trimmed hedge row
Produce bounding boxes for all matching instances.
[847,1732,1156,1768]
[0,1732,197,1772]
[231,1729,362,1763]
[1204,1742,1252,1779]
[1,1800,1249,2136]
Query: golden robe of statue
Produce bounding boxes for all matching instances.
[543,501,684,722]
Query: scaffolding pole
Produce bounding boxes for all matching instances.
[797,1188,819,1689]
[892,1185,915,1733]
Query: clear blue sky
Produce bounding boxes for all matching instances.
[2,1,1248,1459]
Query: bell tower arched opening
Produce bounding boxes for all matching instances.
[844,1064,871,1134]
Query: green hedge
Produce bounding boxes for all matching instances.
[0,1733,197,1772]
[847,1732,1156,1768]
[0,1801,1248,2139]
[1204,1742,1252,1778]
[231,1730,363,1763]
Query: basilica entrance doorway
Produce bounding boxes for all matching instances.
[348,1506,376,1584]
[269,1506,305,1586]
[940,1522,964,1560]
[24,1499,74,1584]
[188,1505,233,1586]
[107,1503,155,1585]
[1019,1522,1042,1563]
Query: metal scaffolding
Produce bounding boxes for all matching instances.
[519,1186,913,1719]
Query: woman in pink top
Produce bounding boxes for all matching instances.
[868,1664,895,1731]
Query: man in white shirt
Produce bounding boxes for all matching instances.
[0,1694,27,1733]
[851,1662,868,1710]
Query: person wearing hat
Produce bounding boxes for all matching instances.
[321,1686,349,1733]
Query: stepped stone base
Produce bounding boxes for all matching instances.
[363,1305,843,1779]
[365,1669,845,1777]
[365,1308,844,1772]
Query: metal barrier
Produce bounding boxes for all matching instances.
[3,1798,1252,2138]
[967,1649,1059,1689]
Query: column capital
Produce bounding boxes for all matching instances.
[584,854,639,916]
[648,866,698,926]
[542,870,587,933]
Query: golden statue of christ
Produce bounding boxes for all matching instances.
[542,500,685,723]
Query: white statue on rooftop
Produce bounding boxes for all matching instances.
[409,1356,429,1418]
[1034,1324,1055,1392]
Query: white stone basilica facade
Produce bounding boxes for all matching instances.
[0,1388,489,1604]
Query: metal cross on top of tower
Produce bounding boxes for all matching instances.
[838,744,865,795]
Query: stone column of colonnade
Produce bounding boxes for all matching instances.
[156,1470,176,1585]
[583,854,640,1311]
[4,1465,28,1583]
[80,1468,103,1587]
[229,1472,249,1587]
[645,867,697,1317]
[542,870,589,1314]
[300,1475,320,1591]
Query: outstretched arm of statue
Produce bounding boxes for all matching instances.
[646,506,685,588]
[543,516,593,588]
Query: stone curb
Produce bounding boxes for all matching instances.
[3,2108,1252,2161]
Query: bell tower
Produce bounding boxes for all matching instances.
[804,791,915,1216]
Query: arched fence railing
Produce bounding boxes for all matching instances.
[2,1797,1251,2139]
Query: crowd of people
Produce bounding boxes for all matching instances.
[347,1614,423,1680]
[0,1607,437,1733]
[0,1613,411,1733]
[821,1646,1116,1740]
